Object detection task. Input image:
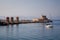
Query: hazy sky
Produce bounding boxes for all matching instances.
[0,0,60,19]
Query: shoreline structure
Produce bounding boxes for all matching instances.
[0,15,52,26]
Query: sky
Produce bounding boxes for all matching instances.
[0,0,60,19]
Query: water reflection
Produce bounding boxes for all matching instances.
[16,24,19,39]
[6,25,9,40]
[6,25,19,40]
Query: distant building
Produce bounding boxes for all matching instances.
[32,18,39,22]
[39,15,49,22]
[40,15,48,20]
[32,16,49,22]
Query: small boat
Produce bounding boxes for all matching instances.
[46,25,53,28]
[45,23,53,28]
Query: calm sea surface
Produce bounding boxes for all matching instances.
[0,20,60,40]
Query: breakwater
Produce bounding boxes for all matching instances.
[0,16,52,26]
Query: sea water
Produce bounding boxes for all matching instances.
[0,20,60,40]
